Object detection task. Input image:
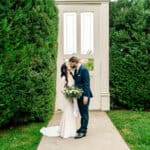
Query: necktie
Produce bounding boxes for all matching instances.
[74,69,78,75]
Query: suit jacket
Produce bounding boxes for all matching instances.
[73,65,93,99]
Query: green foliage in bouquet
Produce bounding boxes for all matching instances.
[0,0,58,127]
[64,86,83,99]
[110,0,150,110]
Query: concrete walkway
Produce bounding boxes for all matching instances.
[37,111,130,150]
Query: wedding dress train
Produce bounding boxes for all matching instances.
[40,74,78,138]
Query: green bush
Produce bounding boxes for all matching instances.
[0,0,58,127]
[83,59,94,71]
[110,0,150,110]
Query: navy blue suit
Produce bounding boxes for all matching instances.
[74,65,93,133]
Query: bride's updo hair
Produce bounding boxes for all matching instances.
[61,63,68,86]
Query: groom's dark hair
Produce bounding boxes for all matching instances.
[69,56,80,63]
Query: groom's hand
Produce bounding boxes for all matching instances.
[83,96,88,105]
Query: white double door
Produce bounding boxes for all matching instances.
[56,3,110,110]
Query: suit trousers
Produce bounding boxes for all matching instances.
[77,98,90,133]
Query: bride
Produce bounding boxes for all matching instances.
[40,63,78,138]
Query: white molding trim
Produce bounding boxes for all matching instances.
[55,1,109,5]
[100,92,110,111]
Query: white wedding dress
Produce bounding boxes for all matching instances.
[40,74,78,138]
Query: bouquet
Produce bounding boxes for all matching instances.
[64,85,83,99]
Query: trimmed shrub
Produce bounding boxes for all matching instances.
[110,0,150,110]
[0,0,58,127]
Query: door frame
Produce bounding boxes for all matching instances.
[55,0,110,111]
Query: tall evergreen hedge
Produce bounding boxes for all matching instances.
[110,0,150,110]
[0,0,58,127]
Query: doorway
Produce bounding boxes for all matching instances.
[55,0,110,111]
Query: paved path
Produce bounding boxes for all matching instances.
[37,111,130,150]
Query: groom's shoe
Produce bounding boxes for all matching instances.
[76,129,81,133]
[74,133,86,139]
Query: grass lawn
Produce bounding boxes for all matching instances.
[0,117,51,150]
[108,110,150,150]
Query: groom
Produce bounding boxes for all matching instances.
[69,56,93,139]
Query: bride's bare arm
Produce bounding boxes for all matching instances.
[60,76,66,93]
